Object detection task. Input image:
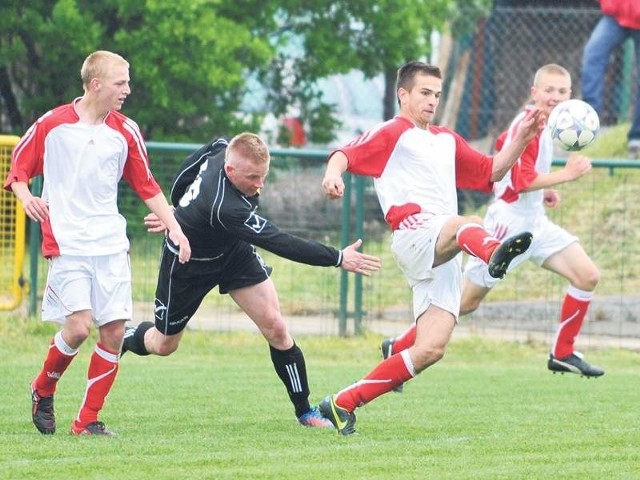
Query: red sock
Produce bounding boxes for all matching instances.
[336,352,415,412]
[33,333,78,397]
[456,223,500,263]
[392,324,417,353]
[552,288,593,358]
[73,343,119,428]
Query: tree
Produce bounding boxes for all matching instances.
[0,0,488,144]
[0,0,276,140]
[259,0,451,135]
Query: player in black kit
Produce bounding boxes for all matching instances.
[122,132,381,427]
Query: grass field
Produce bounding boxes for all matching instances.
[3,126,639,479]
[1,318,639,480]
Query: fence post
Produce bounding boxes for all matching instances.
[353,175,365,335]
[619,38,634,122]
[28,177,42,316]
[338,173,352,336]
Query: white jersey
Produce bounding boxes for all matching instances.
[333,115,498,319]
[463,106,577,287]
[492,106,554,215]
[5,98,161,257]
[334,116,496,230]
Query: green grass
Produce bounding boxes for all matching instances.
[1,318,639,480]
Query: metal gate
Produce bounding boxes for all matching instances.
[0,135,26,310]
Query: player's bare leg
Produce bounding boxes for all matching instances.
[231,280,334,428]
[459,278,493,317]
[30,309,91,435]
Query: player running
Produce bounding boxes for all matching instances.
[318,61,544,434]
[380,64,603,383]
[122,133,381,428]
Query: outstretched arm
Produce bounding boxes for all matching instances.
[144,212,381,274]
[525,154,592,191]
[338,239,382,276]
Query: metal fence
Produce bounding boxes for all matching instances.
[8,4,640,348]
[18,143,640,348]
[0,135,26,310]
[444,6,636,143]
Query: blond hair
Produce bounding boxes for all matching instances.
[533,63,571,86]
[226,132,270,165]
[80,50,129,87]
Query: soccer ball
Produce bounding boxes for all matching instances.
[547,99,599,151]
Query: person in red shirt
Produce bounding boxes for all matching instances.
[4,50,190,436]
[317,61,544,435]
[581,0,640,157]
[380,64,604,385]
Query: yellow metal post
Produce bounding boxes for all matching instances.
[0,134,26,310]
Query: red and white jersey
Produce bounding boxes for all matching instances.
[493,106,553,214]
[4,98,161,257]
[334,116,495,229]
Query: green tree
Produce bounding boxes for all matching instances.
[0,0,489,144]
[0,0,275,141]
[259,0,488,141]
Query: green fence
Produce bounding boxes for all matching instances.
[23,143,640,345]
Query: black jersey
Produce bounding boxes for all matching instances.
[168,138,343,266]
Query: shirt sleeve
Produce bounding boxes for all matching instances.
[334,118,411,177]
[118,117,162,200]
[450,129,494,193]
[3,121,45,190]
[496,114,541,193]
[217,201,342,267]
[505,138,539,193]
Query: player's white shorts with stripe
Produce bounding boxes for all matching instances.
[391,213,462,321]
[42,252,132,326]
[464,201,578,288]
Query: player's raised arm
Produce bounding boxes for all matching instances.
[491,107,546,182]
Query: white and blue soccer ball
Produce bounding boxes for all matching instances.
[547,99,600,151]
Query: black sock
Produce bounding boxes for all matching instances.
[269,342,311,418]
[123,321,154,356]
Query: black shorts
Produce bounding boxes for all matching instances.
[154,241,272,335]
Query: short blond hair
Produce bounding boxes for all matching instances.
[533,63,571,86]
[80,50,129,87]
[226,132,270,165]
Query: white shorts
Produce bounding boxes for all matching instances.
[391,213,462,321]
[464,201,578,288]
[42,252,132,326]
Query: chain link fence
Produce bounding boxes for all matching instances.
[14,4,640,347]
[446,5,636,143]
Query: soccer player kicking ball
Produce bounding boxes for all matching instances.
[317,61,544,435]
[381,64,604,387]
